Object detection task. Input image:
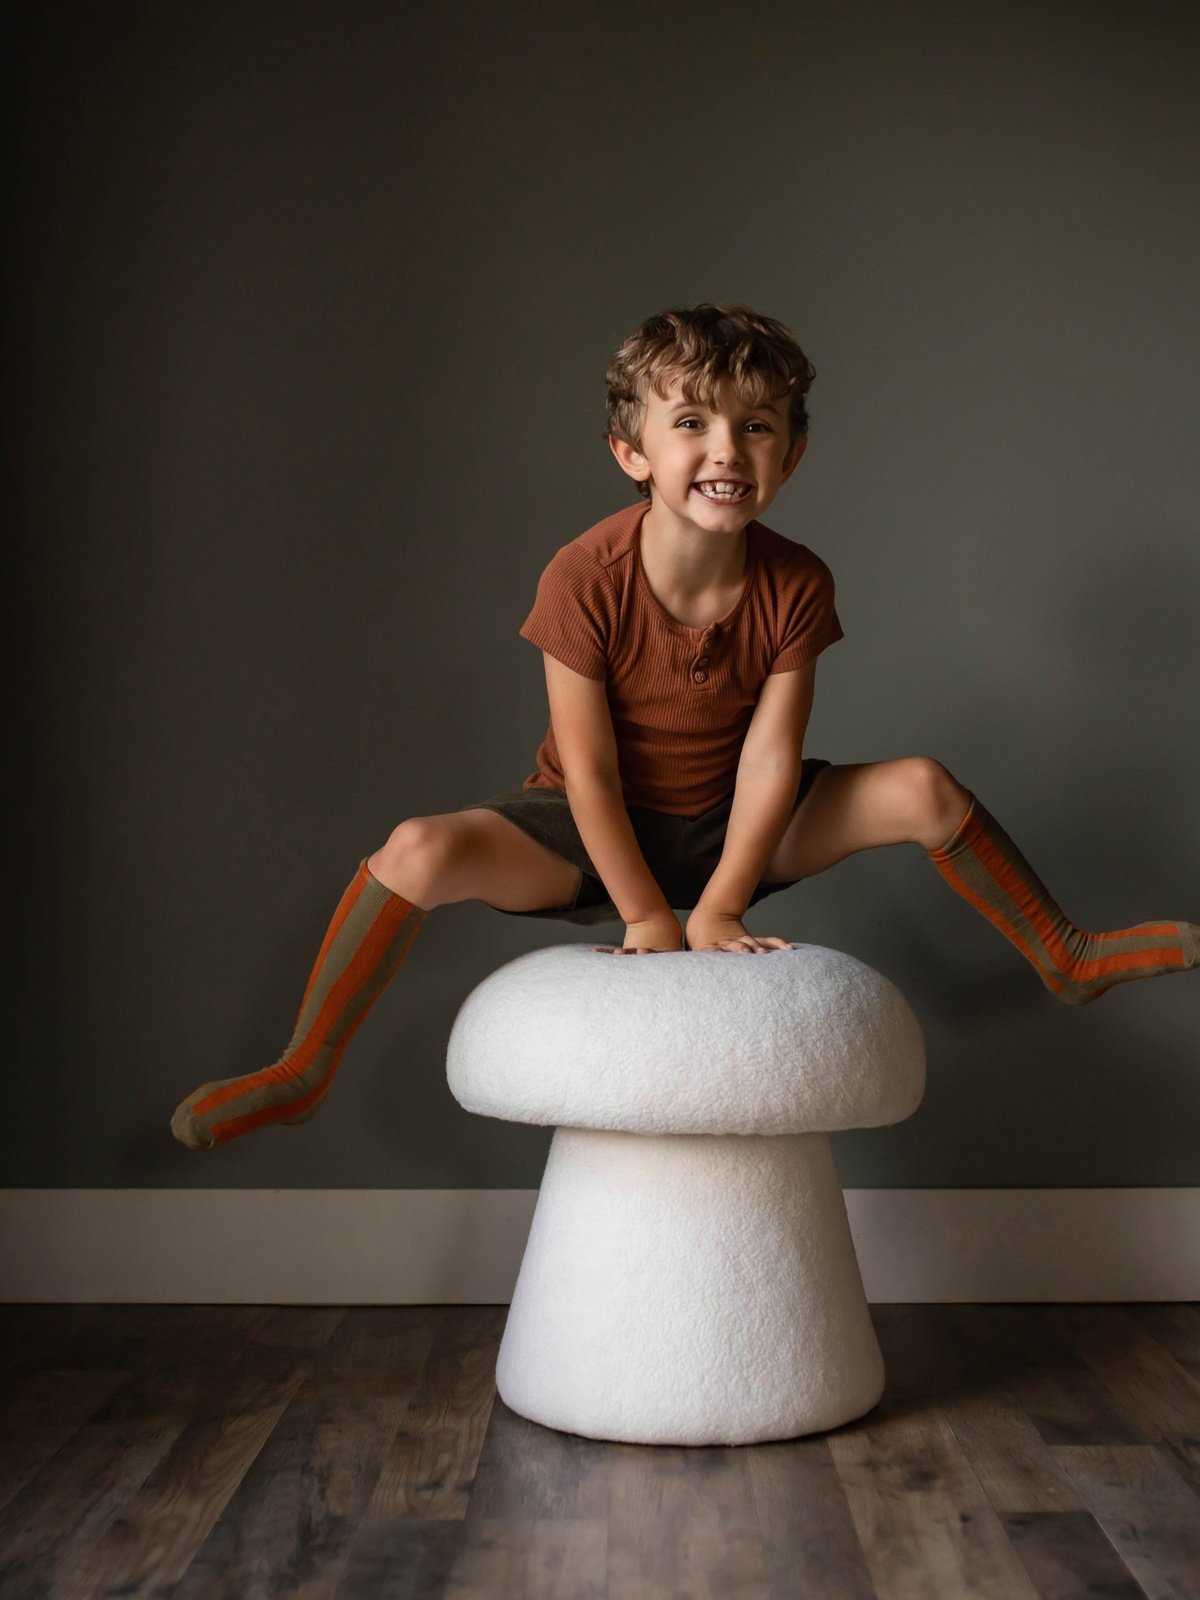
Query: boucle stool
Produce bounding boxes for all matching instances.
[445,943,925,1446]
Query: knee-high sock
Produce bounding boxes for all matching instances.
[926,794,1200,1005]
[171,860,426,1149]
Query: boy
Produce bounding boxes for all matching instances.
[171,303,1199,1151]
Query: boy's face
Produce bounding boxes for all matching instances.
[609,373,807,532]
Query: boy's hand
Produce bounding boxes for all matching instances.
[593,910,684,955]
[685,910,795,954]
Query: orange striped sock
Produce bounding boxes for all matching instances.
[170,860,426,1150]
[927,794,1199,1005]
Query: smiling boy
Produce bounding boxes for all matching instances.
[595,349,829,956]
[510,343,842,958]
[171,302,1199,1151]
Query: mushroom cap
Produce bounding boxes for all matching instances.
[446,943,925,1135]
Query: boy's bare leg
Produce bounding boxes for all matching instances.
[170,813,583,1150]
[763,758,971,879]
[765,757,1199,1004]
[367,810,583,913]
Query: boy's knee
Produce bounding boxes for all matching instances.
[379,815,460,903]
[902,757,962,823]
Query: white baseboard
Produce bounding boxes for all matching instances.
[1,1188,1196,1304]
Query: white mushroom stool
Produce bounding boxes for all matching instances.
[445,943,925,1446]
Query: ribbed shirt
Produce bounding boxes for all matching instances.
[519,500,844,816]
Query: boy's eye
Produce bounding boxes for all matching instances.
[675,417,772,432]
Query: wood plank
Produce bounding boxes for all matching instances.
[364,1306,503,1520]
[443,1518,607,1599]
[928,1307,1083,1515]
[293,1306,440,1402]
[0,1415,183,1597]
[168,1392,407,1600]
[869,1303,995,1418]
[89,1337,272,1426]
[249,1307,346,1349]
[1047,1305,1200,1496]
[0,1368,131,1514]
[0,1306,95,1378]
[828,1406,1041,1600]
[45,1357,310,1600]
[953,1304,1148,1448]
[934,1389,1080,1519]
[745,1438,876,1600]
[466,1399,611,1521]
[607,1442,768,1600]
[334,1518,462,1600]
[127,1305,281,1347]
[1123,1304,1200,1365]
[998,1509,1144,1599]
[1052,1444,1200,1600]
[5,1303,1195,1599]
[20,1305,276,1373]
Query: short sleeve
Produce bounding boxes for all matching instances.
[519,541,617,680]
[768,548,845,674]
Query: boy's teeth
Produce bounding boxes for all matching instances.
[697,481,750,499]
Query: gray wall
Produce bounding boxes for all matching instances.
[8,0,1198,1191]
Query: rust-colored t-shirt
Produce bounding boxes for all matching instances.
[519,500,844,816]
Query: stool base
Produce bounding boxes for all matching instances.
[496,1126,885,1446]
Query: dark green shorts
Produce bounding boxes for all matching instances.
[468,757,833,925]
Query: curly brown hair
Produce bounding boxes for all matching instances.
[605,302,816,501]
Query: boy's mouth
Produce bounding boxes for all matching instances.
[693,479,754,503]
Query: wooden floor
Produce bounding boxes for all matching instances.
[0,1303,1198,1599]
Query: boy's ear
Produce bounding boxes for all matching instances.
[780,432,808,482]
[609,433,652,486]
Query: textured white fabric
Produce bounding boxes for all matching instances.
[446,941,926,1444]
[446,942,925,1134]
[496,1127,887,1445]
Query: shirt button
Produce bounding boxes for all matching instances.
[695,655,710,668]
[693,669,708,683]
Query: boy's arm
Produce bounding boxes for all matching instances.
[687,662,817,948]
[541,653,683,951]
